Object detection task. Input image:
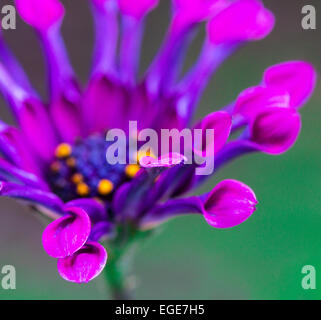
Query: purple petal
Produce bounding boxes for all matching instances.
[50,95,85,144]
[0,32,35,93]
[119,15,145,85]
[149,163,196,201]
[250,107,301,155]
[139,153,187,168]
[263,61,317,108]
[57,241,107,283]
[0,65,48,157]
[112,163,171,220]
[0,158,47,189]
[194,111,232,157]
[208,0,275,45]
[91,0,109,7]
[172,0,229,34]
[203,179,257,228]
[112,181,132,215]
[233,86,290,120]
[90,222,115,242]
[118,0,159,20]
[42,206,91,259]
[15,0,65,30]
[83,75,129,133]
[141,196,203,228]
[17,98,59,162]
[38,18,78,102]
[0,121,40,174]
[65,198,107,223]
[90,1,119,76]
[0,181,63,212]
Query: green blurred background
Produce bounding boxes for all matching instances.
[0,0,320,299]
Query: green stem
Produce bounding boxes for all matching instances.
[104,253,131,300]
[103,225,154,300]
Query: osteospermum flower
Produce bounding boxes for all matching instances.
[0,0,316,297]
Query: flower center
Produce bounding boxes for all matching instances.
[47,134,140,202]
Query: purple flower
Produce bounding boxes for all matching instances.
[0,0,316,286]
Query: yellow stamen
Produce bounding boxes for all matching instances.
[135,148,156,162]
[97,179,114,196]
[66,157,76,167]
[125,164,140,178]
[71,173,84,184]
[76,182,90,196]
[55,143,72,158]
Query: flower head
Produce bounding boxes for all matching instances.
[0,0,315,284]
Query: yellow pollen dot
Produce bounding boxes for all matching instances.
[76,182,90,196]
[50,161,61,172]
[125,164,140,178]
[135,149,156,162]
[97,179,114,196]
[71,173,84,184]
[66,157,76,167]
[55,143,72,158]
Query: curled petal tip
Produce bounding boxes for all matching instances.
[15,0,65,30]
[118,0,159,19]
[140,153,187,168]
[263,61,317,108]
[234,86,290,120]
[250,107,301,155]
[42,207,91,259]
[194,111,232,157]
[203,179,257,229]
[57,241,107,283]
[172,0,229,33]
[208,0,275,45]
[139,156,158,167]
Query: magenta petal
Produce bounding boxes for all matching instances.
[140,153,187,168]
[194,111,232,157]
[0,159,46,189]
[17,99,59,162]
[15,0,65,30]
[83,76,128,134]
[118,0,159,19]
[65,198,107,222]
[42,206,91,259]
[203,179,257,228]
[57,241,107,283]
[250,107,301,155]
[0,181,63,211]
[234,86,290,120]
[172,0,229,34]
[263,61,317,108]
[50,96,85,144]
[139,156,158,167]
[0,122,39,174]
[208,0,274,45]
